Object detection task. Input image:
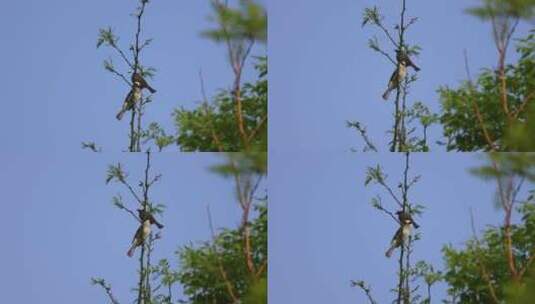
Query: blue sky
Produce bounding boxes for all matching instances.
[1,152,266,303]
[270,152,532,303]
[269,0,533,152]
[3,1,535,303]
[0,0,266,152]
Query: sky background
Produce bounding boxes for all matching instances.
[3,1,534,303]
[1,152,267,303]
[0,0,266,152]
[270,152,532,303]
[270,0,533,152]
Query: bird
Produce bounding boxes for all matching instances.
[396,210,419,229]
[137,209,164,229]
[116,86,141,120]
[385,222,412,258]
[382,61,407,100]
[132,72,156,94]
[127,219,151,257]
[396,50,420,72]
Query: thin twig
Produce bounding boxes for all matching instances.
[207,205,240,303]
[199,70,225,152]
[463,50,497,151]
[379,180,403,208]
[120,179,143,205]
[92,279,121,304]
[347,121,378,152]
[351,280,378,304]
[469,209,500,304]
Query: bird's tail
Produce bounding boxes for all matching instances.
[155,222,164,229]
[382,89,392,100]
[147,86,156,94]
[385,246,395,258]
[127,245,136,257]
[413,65,421,72]
[116,109,125,120]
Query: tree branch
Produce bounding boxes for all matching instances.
[469,209,500,304]
[206,205,240,303]
[92,278,121,304]
[351,280,378,304]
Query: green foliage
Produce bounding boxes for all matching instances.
[176,203,267,304]
[150,259,180,304]
[364,165,386,186]
[466,0,535,20]
[141,122,175,152]
[404,102,439,152]
[211,152,267,178]
[470,153,535,182]
[243,278,267,304]
[506,266,535,303]
[97,27,118,49]
[173,57,267,152]
[203,0,267,44]
[506,104,535,151]
[106,163,126,184]
[442,202,535,302]
[361,6,382,28]
[413,261,443,289]
[439,30,535,151]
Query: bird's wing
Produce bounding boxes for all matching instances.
[391,227,402,243]
[132,225,143,243]
[388,69,398,83]
[123,89,134,104]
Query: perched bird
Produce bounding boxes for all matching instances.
[127,219,151,257]
[116,86,141,120]
[385,223,412,258]
[396,210,419,229]
[382,61,407,100]
[138,209,164,229]
[132,72,156,94]
[396,50,420,72]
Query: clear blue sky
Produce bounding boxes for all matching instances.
[270,152,531,303]
[1,152,266,303]
[0,0,266,152]
[269,0,533,152]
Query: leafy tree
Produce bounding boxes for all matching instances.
[438,0,535,152]
[146,152,268,304]
[442,201,535,302]
[177,202,267,304]
[178,0,267,152]
[441,153,535,303]
[202,0,267,43]
[91,152,267,304]
[439,30,535,151]
[148,0,267,152]
[173,57,267,152]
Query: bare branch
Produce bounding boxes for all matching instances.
[91,278,121,304]
[351,280,378,304]
[347,121,378,152]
